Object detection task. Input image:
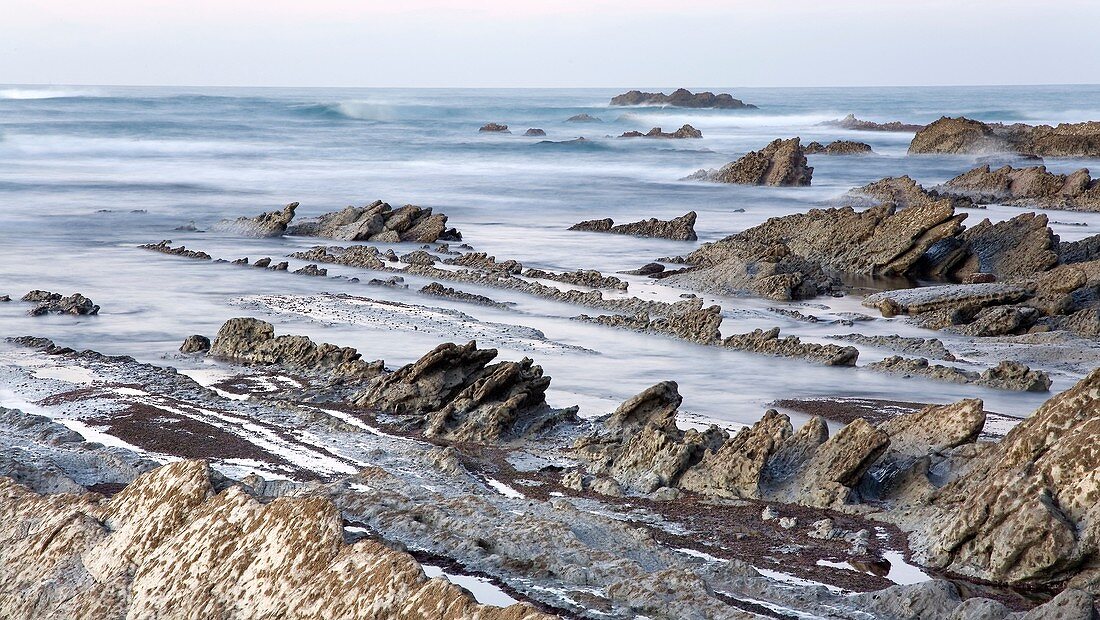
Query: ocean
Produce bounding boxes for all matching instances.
[3,84,1099,423]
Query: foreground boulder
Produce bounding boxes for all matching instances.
[939,164,1100,212]
[910,116,1100,157]
[699,138,813,186]
[353,341,577,442]
[209,318,383,382]
[0,460,551,619]
[609,88,756,109]
[923,367,1100,589]
[287,200,460,243]
[211,202,297,238]
[568,211,697,241]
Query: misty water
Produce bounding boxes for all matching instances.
[3,84,1100,424]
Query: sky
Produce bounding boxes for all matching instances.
[2,0,1099,88]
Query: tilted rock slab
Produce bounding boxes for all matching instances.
[910,116,1100,157]
[707,137,813,186]
[941,164,1100,212]
[287,200,461,243]
[568,211,698,241]
[0,460,551,619]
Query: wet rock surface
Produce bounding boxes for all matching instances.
[569,211,698,241]
[609,88,757,109]
[867,356,1052,392]
[940,164,1100,212]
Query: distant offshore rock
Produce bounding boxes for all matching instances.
[821,114,924,132]
[566,113,601,122]
[523,128,546,136]
[804,140,873,155]
[619,124,702,139]
[689,138,813,186]
[210,202,297,238]
[478,122,510,133]
[610,88,757,109]
[909,116,1100,157]
[569,211,698,241]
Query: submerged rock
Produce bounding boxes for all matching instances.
[22,291,100,316]
[523,128,546,136]
[569,211,698,241]
[820,114,924,132]
[619,124,702,139]
[609,88,756,109]
[211,202,297,238]
[565,113,601,122]
[702,138,813,186]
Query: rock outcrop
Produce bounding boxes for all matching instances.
[479,123,510,133]
[867,356,1052,392]
[209,318,383,382]
[575,299,723,345]
[910,116,1100,157]
[139,240,212,260]
[609,89,756,109]
[721,327,860,366]
[821,114,924,132]
[524,128,546,136]
[845,175,973,211]
[211,202,297,238]
[179,334,211,354]
[804,140,873,155]
[619,124,702,139]
[566,113,601,122]
[702,138,813,186]
[660,238,839,300]
[22,290,100,316]
[940,164,1100,212]
[569,211,698,241]
[353,341,576,442]
[0,460,552,619]
[287,200,460,243]
[924,367,1100,588]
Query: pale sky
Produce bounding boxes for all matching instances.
[2,0,1098,88]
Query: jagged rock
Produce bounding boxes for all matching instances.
[619,124,702,139]
[948,213,1059,280]
[722,327,859,366]
[705,138,813,186]
[575,298,723,345]
[523,268,627,291]
[400,250,438,266]
[820,114,924,132]
[139,240,212,260]
[846,175,973,211]
[925,368,1100,587]
[1061,233,1100,264]
[287,201,459,243]
[878,399,985,458]
[803,140,873,155]
[911,117,1100,157]
[353,341,575,442]
[621,262,665,276]
[0,460,552,619]
[677,410,801,499]
[566,113,601,122]
[479,123,510,133]
[209,317,383,381]
[292,245,386,270]
[660,238,838,300]
[211,202,297,237]
[940,164,1100,212]
[444,252,523,274]
[22,291,100,316]
[569,212,697,241]
[523,128,546,136]
[179,334,210,354]
[867,356,1051,392]
[294,264,328,276]
[609,89,756,109]
[420,283,510,308]
[953,305,1040,336]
